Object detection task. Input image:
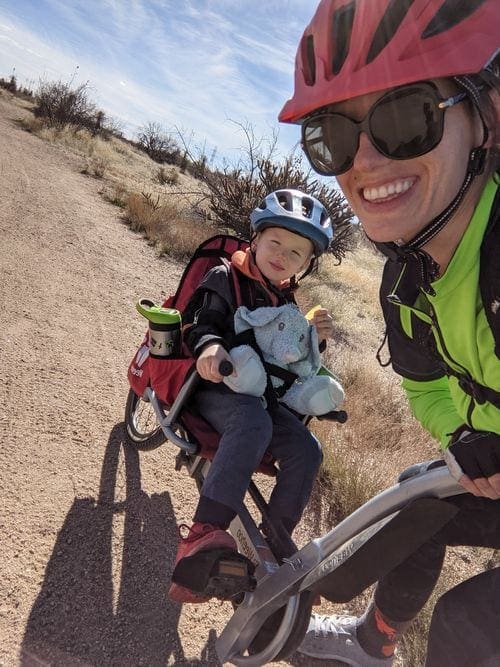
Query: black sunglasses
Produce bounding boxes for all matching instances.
[301,82,467,176]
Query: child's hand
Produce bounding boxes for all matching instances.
[196,343,235,383]
[312,308,334,343]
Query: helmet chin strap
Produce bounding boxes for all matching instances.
[372,146,486,295]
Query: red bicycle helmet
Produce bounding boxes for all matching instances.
[279,0,499,124]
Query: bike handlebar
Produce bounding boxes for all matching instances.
[219,359,234,377]
[317,409,348,424]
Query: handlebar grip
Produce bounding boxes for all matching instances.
[219,360,234,377]
[318,410,348,424]
[398,459,446,482]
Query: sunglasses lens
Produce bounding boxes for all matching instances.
[302,85,447,175]
[303,114,358,175]
[370,88,443,159]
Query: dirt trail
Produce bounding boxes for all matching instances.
[0,94,295,667]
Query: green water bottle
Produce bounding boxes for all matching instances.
[136,299,182,358]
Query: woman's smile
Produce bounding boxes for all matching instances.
[362,177,417,203]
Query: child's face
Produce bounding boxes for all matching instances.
[252,227,314,285]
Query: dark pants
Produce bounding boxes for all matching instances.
[193,386,323,529]
[425,567,500,667]
[374,494,500,622]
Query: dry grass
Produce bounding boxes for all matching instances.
[100,182,130,208]
[123,192,214,261]
[81,155,109,178]
[302,245,385,352]
[155,165,180,186]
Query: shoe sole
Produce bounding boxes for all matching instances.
[172,547,256,600]
[299,645,391,666]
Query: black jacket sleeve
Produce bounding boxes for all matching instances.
[183,265,236,357]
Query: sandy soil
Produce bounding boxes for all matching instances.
[0,93,335,667]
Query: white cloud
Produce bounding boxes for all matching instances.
[0,1,315,160]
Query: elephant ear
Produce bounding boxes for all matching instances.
[233,306,253,334]
[234,305,286,334]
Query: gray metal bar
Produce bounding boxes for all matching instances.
[216,468,463,664]
[143,385,198,454]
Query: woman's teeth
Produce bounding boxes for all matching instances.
[363,178,414,202]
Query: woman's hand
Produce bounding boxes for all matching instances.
[444,428,500,500]
[196,343,234,383]
[312,308,334,344]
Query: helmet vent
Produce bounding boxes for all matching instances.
[301,34,316,86]
[366,0,415,65]
[301,198,313,219]
[331,2,356,75]
[277,192,292,211]
[422,0,486,39]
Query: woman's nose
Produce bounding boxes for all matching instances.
[352,132,387,172]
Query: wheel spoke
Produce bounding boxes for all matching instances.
[124,389,166,450]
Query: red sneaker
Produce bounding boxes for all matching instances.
[168,523,239,604]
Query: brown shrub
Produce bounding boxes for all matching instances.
[100,183,129,208]
[123,192,212,260]
[124,192,155,233]
[155,166,179,186]
[81,156,109,178]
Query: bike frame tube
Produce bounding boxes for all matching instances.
[143,384,198,454]
[216,467,464,665]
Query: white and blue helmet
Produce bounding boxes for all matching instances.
[250,189,333,257]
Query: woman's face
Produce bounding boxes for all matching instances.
[333,80,482,244]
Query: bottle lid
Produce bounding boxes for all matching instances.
[136,299,181,325]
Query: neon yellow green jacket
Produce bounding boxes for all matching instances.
[380,177,500,448]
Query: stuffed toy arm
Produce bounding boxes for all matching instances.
[282,374,345,416]
[222,345,267,397]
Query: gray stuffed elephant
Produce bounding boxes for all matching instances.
[223,303,344,415]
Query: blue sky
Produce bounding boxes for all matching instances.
[0,1,319,164]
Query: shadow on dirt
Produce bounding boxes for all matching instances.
[20,423,219,666]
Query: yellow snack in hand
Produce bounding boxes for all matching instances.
[305,305,323,321]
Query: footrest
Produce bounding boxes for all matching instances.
[172,548,256,600]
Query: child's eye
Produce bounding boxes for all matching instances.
[278,322,285,331]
